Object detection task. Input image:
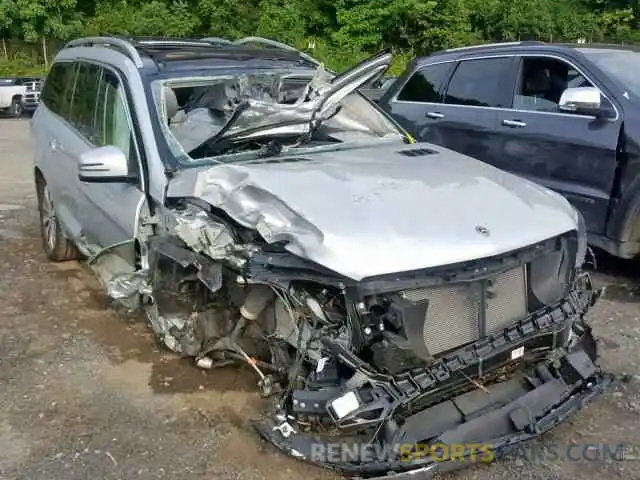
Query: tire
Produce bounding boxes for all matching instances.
[9,98,23,118]
[36,176,79,261]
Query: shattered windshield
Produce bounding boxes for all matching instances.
[151,55,405,165]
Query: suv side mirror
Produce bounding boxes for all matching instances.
[558,87,610,118]
[78,146,137,183]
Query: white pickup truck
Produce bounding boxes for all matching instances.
[0,76,43,117]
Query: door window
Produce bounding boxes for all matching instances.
[513,57,594,112]
[94,69,139,174]
[41,62,75,117]
[396,63,451,103]
[444,58,512,107]
[68,62,103,141]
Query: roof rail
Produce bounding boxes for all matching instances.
[64,36,144,68]
[232,36,321,66]
[444,40,545,53]
[201,37,233,45]
[134,39,218,48]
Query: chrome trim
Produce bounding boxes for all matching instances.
[390,52,621,122]
[444,41,542,53]
[502,119,527,128]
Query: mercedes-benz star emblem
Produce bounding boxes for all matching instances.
[475,225,490,236]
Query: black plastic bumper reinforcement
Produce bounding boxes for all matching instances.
[253,279,612,479]
[323,286,597,408]
[254,330,613,479]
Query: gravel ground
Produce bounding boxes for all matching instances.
[0,118,639,480]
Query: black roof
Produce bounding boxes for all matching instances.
[137,43,309,63]
[140,46,316,74]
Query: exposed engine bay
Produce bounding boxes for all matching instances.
[103,193,613,479]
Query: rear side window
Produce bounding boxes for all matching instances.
[68,62,103,142]
[41,63,74,116]
[397,63,451,102]
[444,58,512,107]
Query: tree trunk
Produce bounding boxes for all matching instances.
[42,37,48,69]
[1,37,7,59]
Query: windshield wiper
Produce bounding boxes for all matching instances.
[187,101,250,158]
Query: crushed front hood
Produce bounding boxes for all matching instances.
[166,142,579,280]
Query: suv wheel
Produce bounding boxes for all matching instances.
[37,177,79,261]
[9,98,23,118]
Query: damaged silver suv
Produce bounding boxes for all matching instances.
[31,36,612,479]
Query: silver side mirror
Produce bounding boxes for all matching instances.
[558,87,605,117]
[78,145,136,183]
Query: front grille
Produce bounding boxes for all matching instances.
[25,81,42,93]
[401,265,527,356]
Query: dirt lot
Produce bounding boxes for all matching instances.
[1,118,640,480]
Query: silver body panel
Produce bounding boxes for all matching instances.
[166,142,579,280]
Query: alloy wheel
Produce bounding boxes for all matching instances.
[41,185,57,251]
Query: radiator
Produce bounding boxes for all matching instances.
[400,266,527,356]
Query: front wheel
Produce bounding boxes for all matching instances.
[9,98,23,118]
[36,177,79,261]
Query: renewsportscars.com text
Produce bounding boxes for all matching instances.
[309,442,635,464]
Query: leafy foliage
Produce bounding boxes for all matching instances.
[0,0,639,72]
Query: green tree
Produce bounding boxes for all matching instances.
[2,0,640,75]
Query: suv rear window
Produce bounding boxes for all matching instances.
[397,63,451,102]
[41,63,74,116]
[444,57,511,107]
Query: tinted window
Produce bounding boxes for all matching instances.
[41,63,74,116]
[68,62,102,141]
[513,57,594,112]
[444,58,511,107]
[94,69,139,173]
[397,63,451,102]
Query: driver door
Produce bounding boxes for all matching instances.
[72,63,144,263]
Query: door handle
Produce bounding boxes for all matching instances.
[502,119,527,128]
[426,112,445,119]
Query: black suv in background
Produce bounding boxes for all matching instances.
[380,41,640,261]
